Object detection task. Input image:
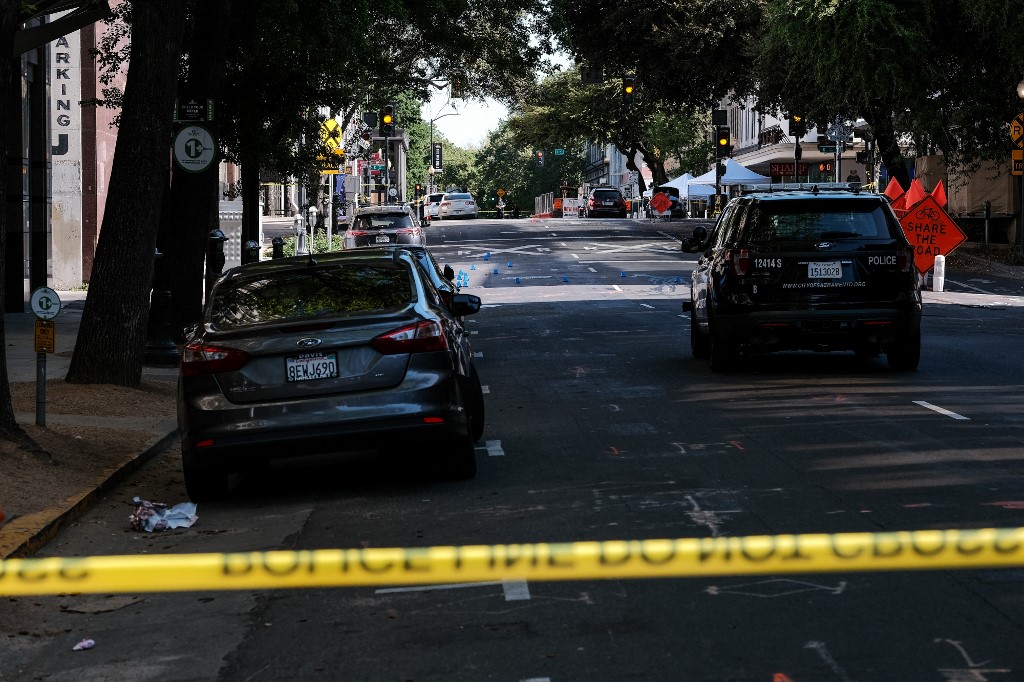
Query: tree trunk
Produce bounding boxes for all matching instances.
[637,144,668,186]
[0,1,24,438]
[159,0,230,339]
[66,0,187,386]
[623,144,647,195]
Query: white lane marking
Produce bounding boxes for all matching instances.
[502,579,531,601]
[559,242,567,247]
[581,260,685,264]
[481,385,490,394]
[612,285,622,292]
[375,578,531,603]
[376,581,502,594]
[804,641,855,682]
[587,267,597,272]
[640,303,655,309]
[913,401,969,420]
[946,278,997,294]
[483,440,504,456]
[571,253,580,259]
[706,579,846,598]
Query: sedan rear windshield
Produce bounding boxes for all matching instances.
[353,214,414,230]
[744,200,895,243]
[211,265,413,328]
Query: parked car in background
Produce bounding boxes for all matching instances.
[585,187,628,218]
[438,192,478,219]
[681,184,922,372]
[178,248,486,500]
[343,205,425,248]
[649,186,685,218]
[424,193,445,220]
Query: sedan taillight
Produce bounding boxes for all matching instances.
[181,342,249,377]
[370,320,448,354]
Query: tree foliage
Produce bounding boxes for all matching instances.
[752,0,1024,189]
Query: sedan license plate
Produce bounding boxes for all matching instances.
[375,235,391,244]
[286,352,338,382]
[808,261,842,279]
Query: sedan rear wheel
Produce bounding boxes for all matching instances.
[443,438,477,480]
[468,364,485,443]
[183,460,230,502]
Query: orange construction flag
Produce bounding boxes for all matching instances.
[891,192,907,211]
[930,179,948,208]
[883,177,904,202]
[905,178,926,207]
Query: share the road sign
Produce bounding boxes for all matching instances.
[898,195,967,274]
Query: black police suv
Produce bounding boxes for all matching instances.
[681,185,922,372]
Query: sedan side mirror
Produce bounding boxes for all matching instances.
[450,293,482,316]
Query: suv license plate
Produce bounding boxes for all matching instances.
[286,353,338,382]
[375,235,390,243]
[808,261,842,279]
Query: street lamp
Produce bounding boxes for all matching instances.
[1017,79,1024,260]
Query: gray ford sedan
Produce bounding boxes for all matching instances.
[177,248,484,500]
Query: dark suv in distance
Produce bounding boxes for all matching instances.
[585,187,628,218]
[681,185,922,372]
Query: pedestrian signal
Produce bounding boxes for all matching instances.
[535,150,545,167]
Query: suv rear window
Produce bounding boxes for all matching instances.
[743,200,893,243]
[445,193,472,200]
[211,265,413,329]
[592,189,622,200]
[427,194,444,203]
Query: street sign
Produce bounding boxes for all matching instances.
[496,188,506,197]
[650,192,672,215]
[1011,113,1024,149]
[818,144,836,153]
[30,286,61,320]
[431,142,443,170]
[554,148,565,156]
[320,118,342,150]
[173,97,214,122]
[34,319,55,353]
[898,195,968,274]
[1013,148,1023,176]
[172,124,216,173]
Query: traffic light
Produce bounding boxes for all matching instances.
[414,183,423,197]
[535,150,545,166]
[623,76,636,103]
[380,102,396,137]
[790,113,806,138]
[715,126,731,157]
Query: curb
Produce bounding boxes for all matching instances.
[0,427,179,560]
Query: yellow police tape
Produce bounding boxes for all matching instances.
[3,528,1024,596]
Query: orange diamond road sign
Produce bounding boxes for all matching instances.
[1011,113,1024,149]
[650,191,672,214]
[898,194,967,274]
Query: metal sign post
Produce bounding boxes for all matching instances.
[29,287,61,426]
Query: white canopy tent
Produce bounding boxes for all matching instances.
[689,158,772,191]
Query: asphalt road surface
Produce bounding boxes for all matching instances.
[5,215,1024,681]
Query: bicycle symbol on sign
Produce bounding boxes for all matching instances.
[915,206,938,220]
